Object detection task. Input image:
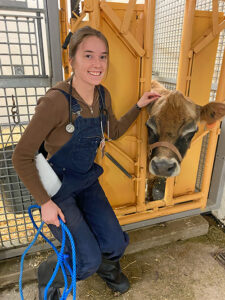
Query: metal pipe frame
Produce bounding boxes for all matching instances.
[41,0,225,225]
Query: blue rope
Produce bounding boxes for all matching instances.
[19,205,76,300]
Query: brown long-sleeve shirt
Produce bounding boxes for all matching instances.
[12,80,140,205]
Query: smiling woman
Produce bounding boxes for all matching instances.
[12,25,159,299]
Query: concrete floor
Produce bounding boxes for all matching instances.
[1,215,225,300]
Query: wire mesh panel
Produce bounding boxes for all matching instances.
[195,0,225,191]
[0,0,62,256]
[0,87,52,250]
[7,0,45,9]
[152,0,225,195]
[152,0,185,90]
[0,11,49,77]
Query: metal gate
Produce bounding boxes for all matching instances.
[1,0,225,259]
[0,0,62,259]
[64,0,225,228]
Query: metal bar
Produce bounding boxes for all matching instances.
[4,16,14,76]
[121,0,136,34]
[136,0,155,212]
[176,0,196,94]
[46,0,63,85]
[201,48,225,208]
[114,205,136,217]
[1,64,39,67]
[107,141,135,165]
[105,152,133,179]
[0,15,42,19]
[213,0,219,36]
[92,0,100,29]
[193,20,225,54]
[0,6,45,14]
[0,0,27,9]
[0,41,40,45]
[100,1,145,57]
[118,200,202,226]
[70,10,87,33]
[0,77,50,88]
[36,12,46,76]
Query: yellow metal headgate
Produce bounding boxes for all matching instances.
[0,0,225,257]
[60,0,225,225]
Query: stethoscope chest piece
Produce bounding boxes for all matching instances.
[66,123,75,133]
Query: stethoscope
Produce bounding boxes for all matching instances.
[66,77,110,140]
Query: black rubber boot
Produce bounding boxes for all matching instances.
[38,253,70,300]
[96,257,130,294]
[38,286,61,300]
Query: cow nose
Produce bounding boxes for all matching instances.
[150,158,178,177]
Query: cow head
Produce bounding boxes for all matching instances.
[146,80,225,177]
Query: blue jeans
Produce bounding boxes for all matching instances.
[48,180,129,281]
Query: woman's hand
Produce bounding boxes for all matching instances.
[41,199,66,227]
[137,91,161,108]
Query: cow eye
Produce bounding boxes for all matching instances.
[146,122,159,144]
[146,118,157,134]
[184,128,198,141]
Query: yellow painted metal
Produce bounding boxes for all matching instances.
[173,10,223,200]
[92,0,101,29]
[70,11,87,33]
[213,0,219,35]
[176,0,196,94]
[118,200,202,225]
[89,2,143,211]
[120,0,136,34]
[200,48,225,208]
[135,0,155,213]
[192,16,225,54]
[57,0,225,225]
[100,1,145,57]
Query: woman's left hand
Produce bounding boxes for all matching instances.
[137,91,161,108]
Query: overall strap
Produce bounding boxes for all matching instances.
[98,85,106,115]
[52,88,81,114]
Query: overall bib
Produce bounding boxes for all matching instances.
[47,87,129,280]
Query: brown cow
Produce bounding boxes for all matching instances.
[146,80,225,200]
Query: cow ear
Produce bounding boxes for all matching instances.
[148,80,170,114]
[199,102,225,124]
[151,80,170,96]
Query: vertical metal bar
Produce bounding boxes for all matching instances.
[4,16,14,76]
[27,17,38,75]
[36,12,46,76]
[201,48,225,208]
[15,16,23,75]
[136,0,155,212]
[46,0,63,84]
[121,0,136,34]
[213,0,219,36]
[92,0,100,29]
[176,0,196,94]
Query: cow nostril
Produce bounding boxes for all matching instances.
[168,163,176,172]
[151,160,158,172]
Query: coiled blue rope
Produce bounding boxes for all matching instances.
[19,204,76,300]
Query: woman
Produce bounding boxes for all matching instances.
[12,26,159,299]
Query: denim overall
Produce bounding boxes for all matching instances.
[47,86,129,280]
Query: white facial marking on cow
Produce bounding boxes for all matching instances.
[181,124,198,137]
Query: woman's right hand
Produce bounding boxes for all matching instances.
[41,199,66,227]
